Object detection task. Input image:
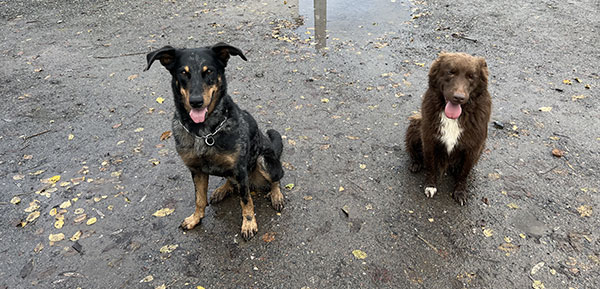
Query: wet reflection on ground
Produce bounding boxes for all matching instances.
[290,0,413,49]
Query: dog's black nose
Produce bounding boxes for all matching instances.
[452,93,466,103]
[189,98,204,108]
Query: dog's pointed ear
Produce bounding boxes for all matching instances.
[210,42,247,67]
[145,46,176,71]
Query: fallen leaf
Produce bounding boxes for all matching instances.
[160,131,172,141]
[10,196,21,205]
[576,205,592,217]
[54,219,64,229]
[34,243,44,253]
[86,217,97,225]
[140,275,154,283]
[13,174,24,180]
[482,227,493,237]
[59,200,72,209]
[49,233,65,242]
[285,183,294,190]
[321,98,329,103]
[74,208,84,214]
[507,203,519,209]
[153,208,174,217]
[155,285,166,289]
[531,261,545,275]
[339,186,345,192]
[23,154,33,160]
[303,196,313,200]
[134,127,144,133]
[127,74,139,81]
[74,214,87,223]
[538,107,552,112]
[112,123,122,129]
[571,94,586,101]
[498,243,518,253]
[359,164,366,169]
[519,233,527,239]
[26,211,40,223]
[68,134,74,140]
[551,148,564,157]
[532,280,545,289]
[156,97,165,104]
[41,175,61,184]
[563,79,572,85]
[24,200,40,212]
[352,249,367,259]
[262,232,276,243]
[160,244,179,254]
[70,231,82,241]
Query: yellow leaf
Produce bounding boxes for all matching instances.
[49,233,65,242]
[532,280,545,289]
[285,183,294,190]
[86,217,97,225]
[321,98,329,103]
[54,219,64,229]
[153,208,174,217]
[563,79,572,85]
[74,208,84,214]
[26,211,40,222]
[70,231,82,241]
[127,74,139,81]
[571,94,586,101]
[538,107,552,112]
[160,244,179,254]
[507,203,519,209]
[59,200,72,209]
[352,249,367,259]
[197,287,206,289]
[134,127,144,132]
[49,208,57,216]
[519,233,526,239]
[24,200,40,212]
[359,164,366,169]
[68,134,74,140]
[576,205,592,217]
[13,174,24,180]
[339,186,345,192]
[59,181,71,187]
[10,196,21,205]
[156,97,165,104]
[155,285,166,289]
[303,196,313,201]
[74,214,87,223]
[483,227,494,237]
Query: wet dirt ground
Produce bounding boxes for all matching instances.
[1,0,599,288]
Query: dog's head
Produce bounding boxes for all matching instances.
[428,52,488,119]
[145,42,247,124]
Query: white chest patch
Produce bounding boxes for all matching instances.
[439,112,463,153]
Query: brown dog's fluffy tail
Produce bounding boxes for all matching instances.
[405,114,424,173]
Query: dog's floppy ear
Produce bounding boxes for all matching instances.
[145,46,176,71]
[477,57,488,83]
[428,53,448,88]
[211,42,247,67]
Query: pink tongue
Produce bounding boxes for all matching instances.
[444,102,462,119]
[190,107,208,123]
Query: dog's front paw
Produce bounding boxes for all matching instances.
[270,190,285,212]
[452,190,468,206]
[241,216,258,241]
[180,214,202,230]
[424,187,437,198]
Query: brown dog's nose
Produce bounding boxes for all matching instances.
[452,93,466,103]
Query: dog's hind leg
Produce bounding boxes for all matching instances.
[210,179,234,204]
[405,117,424,173]
[181,172,208,230]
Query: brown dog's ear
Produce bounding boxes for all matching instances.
[428,53,448,88]
[477,57,489,82]
[210,42,247,67]
[145,46,176,71]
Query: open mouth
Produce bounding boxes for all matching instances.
[189,107,208,123]
[444,101,462,119]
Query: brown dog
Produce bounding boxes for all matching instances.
[405,52,491,205]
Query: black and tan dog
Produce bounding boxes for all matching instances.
[145,42,285,240]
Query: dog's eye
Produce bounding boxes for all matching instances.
[467,73,474,80]
[181,71,190,77]
[448,70,455,76]
[206,69,212,75]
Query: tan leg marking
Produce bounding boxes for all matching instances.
[210,179,234,204]
[269,181,284,212]
[181,173,208,230]
[240,196,258,240]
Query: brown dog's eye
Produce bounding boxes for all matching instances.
[448,70,455,76]
[467,73,474,80]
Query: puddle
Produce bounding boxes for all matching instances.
[290,0,413,49]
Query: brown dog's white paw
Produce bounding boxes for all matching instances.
[424,187,437,198]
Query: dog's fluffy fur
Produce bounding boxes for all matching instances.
[405,52,491,205]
